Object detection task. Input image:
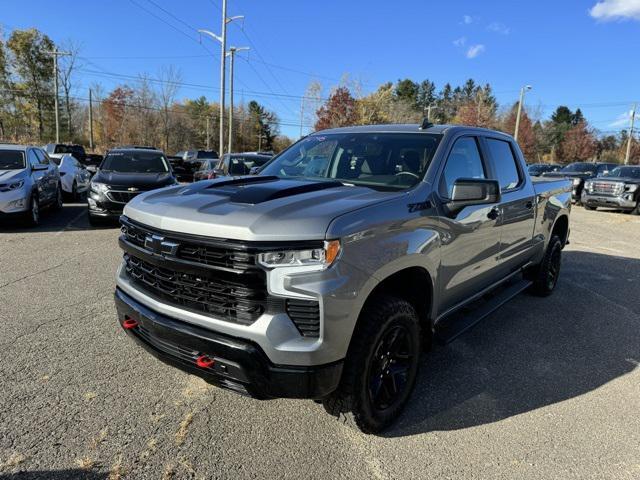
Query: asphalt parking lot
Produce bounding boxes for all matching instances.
[1,205,639,480]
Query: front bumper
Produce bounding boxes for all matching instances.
[88,192,125,217]
[581,192,637,209]
[0,189,30,214]
[115,287,342,399]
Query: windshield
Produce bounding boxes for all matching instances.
[101,151,169,173]
[607,166,640,179]
[0,150,26,170]
[561,163,596,173]
[259,132,442,190]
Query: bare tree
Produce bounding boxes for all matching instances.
[158,65,181,152]
[58,40,82,140]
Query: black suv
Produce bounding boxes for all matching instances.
[543,162,617,202]
[87,147,177,225]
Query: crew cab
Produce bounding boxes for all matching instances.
[582,165,640,214]
[87,147,177,225]
[114,123,571,433]
[0,144,62,226]
[544,162,617,202]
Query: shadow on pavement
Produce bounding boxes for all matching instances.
[386,250,640,438]
[0,470,108,479]
[0,204,119,233]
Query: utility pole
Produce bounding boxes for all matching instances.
[88,89,94,150]
[227,46,249,154]
[44,48,71,143]
[206,115,210,150]
[299,97,305,138]
[625,103,636,165]
[514,85,532,142]
[257,133,262,152]
[198,3,243,159]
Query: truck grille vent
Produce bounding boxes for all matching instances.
[121,220,256,271]
[591,181,624,196]
[124,253,266,325]
[286,299,320,338]
[107,190,142,203]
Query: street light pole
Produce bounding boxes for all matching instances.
[199,2,243,158]
[514,85,532,142]
[227,46,249,154]
[44,48,71,143]
[625,103,636,165]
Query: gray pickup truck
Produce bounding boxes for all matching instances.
[114,123,572,433]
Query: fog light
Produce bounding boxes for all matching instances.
[7,198,26,209]
[87,198,97,207]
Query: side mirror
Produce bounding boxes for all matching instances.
[446,178,501,212]
[31,164,48,171]
[249,166,261,175]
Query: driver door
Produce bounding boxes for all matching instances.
[436,136,503,314]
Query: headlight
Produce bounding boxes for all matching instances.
[90,182,108,194]
[584,181,593,192]
[257,240,341,269]
[573,178,582,186]
[0,180,25,192]
[625,184,638,192]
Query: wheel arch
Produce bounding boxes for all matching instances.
[551,214,569,247]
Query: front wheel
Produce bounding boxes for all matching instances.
[53,184,63,210]
[630,200,640,216]
[25,193,40,226]
[528,235,563,297]
[322,296,421,434]
[584,205,596,211]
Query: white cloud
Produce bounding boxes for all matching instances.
[590,0,640,21]
[466,44,486,59]
[609,111,635,128]
[462,15,474,24]
[487,22,511,34]
[453,36,467,47]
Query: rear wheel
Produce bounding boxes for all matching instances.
[529,235,563,297]
[322,296,421,434]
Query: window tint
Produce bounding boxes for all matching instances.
[486,138,520,191]
[440,137,485,198]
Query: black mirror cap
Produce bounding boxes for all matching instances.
[447,178,501,211]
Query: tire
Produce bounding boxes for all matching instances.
[529,235,563,297]
[25,193,40,226]
[52,184,63,211]
[322,295,421,434]
[584,205,596,211]
[88,212,101,227]
[71,181,78,202]
[631,200,640,216]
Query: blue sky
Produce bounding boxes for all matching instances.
[2,0,640,139]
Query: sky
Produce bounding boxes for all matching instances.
[2,0,640,140]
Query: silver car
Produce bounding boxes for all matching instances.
[0,144,63,226]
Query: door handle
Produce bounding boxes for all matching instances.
[487,206,500,220]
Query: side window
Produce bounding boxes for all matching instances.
[440,137,485,198]
[34,149,49,165]
[486,138,521,191]
[27,150,40,169]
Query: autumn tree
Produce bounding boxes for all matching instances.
[501,103,536,160]
[558,121,597,162]
[315,87,357,131]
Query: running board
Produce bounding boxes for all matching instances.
[434,278,532,345]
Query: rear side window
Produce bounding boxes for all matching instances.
[440,137,486,198]
[486,138,521,191]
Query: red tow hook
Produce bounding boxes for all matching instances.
[195,355,215,369]
[122,316,138,330]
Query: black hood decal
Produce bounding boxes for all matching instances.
[204,176,343,204]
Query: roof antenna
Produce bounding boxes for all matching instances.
[419,117,433,130]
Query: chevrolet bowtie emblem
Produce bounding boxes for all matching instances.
[144,234,179,256]
[127,187,139,192]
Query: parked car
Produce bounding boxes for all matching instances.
[582,165,640,214]
[49,153,92,201]
[543,162,617,202]
[528,163,561,176]
[44,143,102,174]
[114,122,572,433]
[0,144,62,226]
[192,159,219,181]
[184,150,219,162]
[87,147,177,225]
[213,153,273,177]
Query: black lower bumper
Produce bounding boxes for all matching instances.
[114,288,342,399]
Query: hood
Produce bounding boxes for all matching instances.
[0,169,26,184]
[124,176,400,241]
[589,177,640,185]
[93,171,174,190]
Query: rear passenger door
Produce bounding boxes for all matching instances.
[481,136,537,272]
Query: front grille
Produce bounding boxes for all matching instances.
[124,254,267,325]
[121,221,256,271]
[107,190,141,203]
[286,299,320,338]
[591,181,624,196]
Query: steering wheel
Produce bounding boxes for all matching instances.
[395,171,419,179]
